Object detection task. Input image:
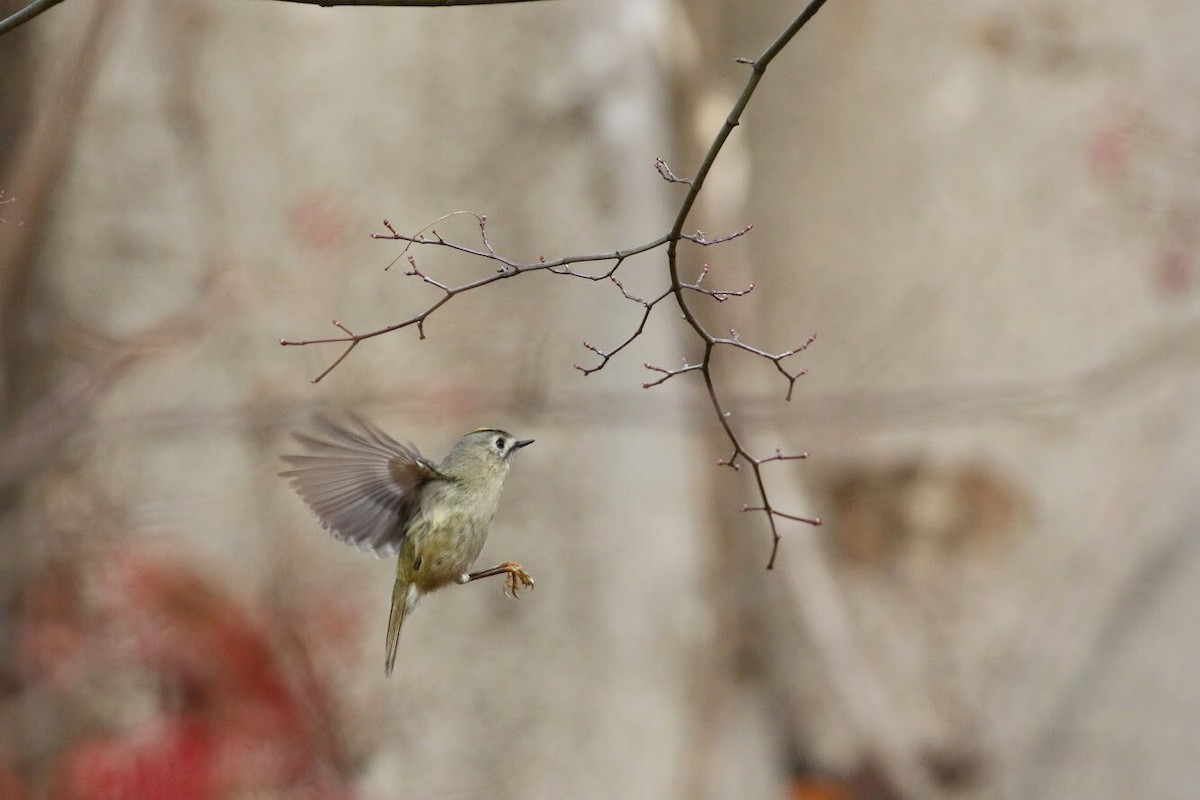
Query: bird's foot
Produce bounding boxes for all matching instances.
[500,562,534,598]
[462,561,535,597]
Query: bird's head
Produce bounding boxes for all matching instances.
[441,429,534,481]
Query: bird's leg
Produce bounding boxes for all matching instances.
[459,561,535,597]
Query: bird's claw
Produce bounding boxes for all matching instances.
[503,564,535,598]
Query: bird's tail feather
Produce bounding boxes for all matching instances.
[385,577,418,676]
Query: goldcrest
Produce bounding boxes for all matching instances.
[281,414,534,675]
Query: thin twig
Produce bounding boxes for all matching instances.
[654,158,693,185]
[680,224,754,245]
[641,360,702,389]
[682,264,756,303]
[574,289,671,377]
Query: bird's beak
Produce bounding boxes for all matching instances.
[513,438,535,450]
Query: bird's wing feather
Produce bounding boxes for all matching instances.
[279,413,448,557]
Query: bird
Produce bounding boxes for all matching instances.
[280,413,534,675]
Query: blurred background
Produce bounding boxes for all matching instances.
[1,1,1198,798]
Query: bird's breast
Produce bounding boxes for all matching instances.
[402,485,497,590]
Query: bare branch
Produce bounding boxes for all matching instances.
[608,275,648,305]
[682,265,756,303]
[742,505,822,526]
[717,449,741,471]
[282,0,833,565]
[574,288,670,377]
[712,333,816,401]
[654,158,693,186]
[371,214,672,278]
[0,0,66,37]
[641,360,702,389]
[680,224,754,246]
[758,448,809,464]
[261,0,556,7]
[283,216,675,383]
[404,256,452,292]
[662,0,831,567]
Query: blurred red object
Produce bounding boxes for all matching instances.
[0,757,28,800]
[11,553,357,800]
[55,720,214,800]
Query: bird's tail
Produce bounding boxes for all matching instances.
[385,575,419,676]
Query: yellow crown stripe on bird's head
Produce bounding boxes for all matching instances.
[471,428,505,435]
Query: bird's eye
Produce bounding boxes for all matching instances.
[495,437,505,450]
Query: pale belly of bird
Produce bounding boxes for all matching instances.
[403,506,493,592]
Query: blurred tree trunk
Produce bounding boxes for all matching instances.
[712,2,1200,800]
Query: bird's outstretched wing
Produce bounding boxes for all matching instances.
[280,413,449,557]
